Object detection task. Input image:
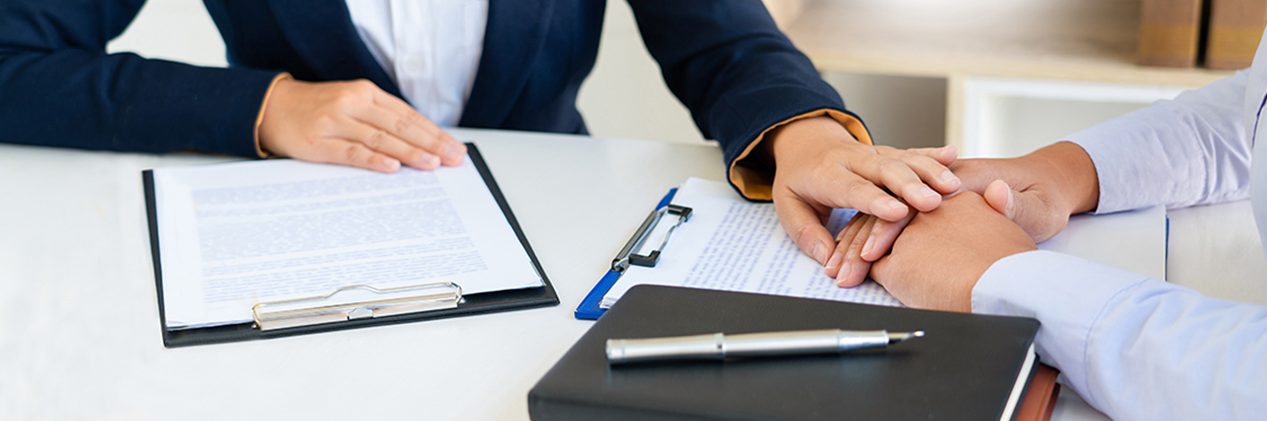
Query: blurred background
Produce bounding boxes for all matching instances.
[108,0,1242,158]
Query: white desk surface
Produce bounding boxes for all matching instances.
[1,128,1263,420]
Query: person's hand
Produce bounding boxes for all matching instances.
[868,192,1037,311]
[826,141,1100,286]
[946,141,1099,241]
[770,116,962,264]
[258,78,467,172]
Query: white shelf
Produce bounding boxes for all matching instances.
[956,76,1186,157]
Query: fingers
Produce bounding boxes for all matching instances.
[317,140,400,173]
[259,79,469,172]
[774,194,836,265]
[898,153,962,194]
[337,120,441,170]
[876,145,961,194]
[347,105,453,166]
[908,144,958,166]
[951,159,1008,193]
[835,215,876,288]
[835,177,912,221]
[859,211,914,262]
[852,155,943,213]
[368,90,466,165]
[800,168,909,221]
[825,213,868,278]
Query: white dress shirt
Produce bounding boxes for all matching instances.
[971,35,1267,419]
[345,0,488,127]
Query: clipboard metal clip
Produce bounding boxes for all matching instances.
[251,281,463,331]
[612,204,693,272]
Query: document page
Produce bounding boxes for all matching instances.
[152,159,542,329]
[603,178,899,308]
[602,178,1167,308]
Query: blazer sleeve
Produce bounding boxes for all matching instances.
[625,0,870,200]
[0,0,283,156]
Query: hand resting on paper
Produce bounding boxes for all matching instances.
[258,78,468,173]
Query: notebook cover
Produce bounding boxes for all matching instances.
[144,143,559,348]
[530,285,1041,421]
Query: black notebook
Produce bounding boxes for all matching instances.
[529,285,1041,421]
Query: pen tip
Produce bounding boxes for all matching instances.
[887,330,925,344]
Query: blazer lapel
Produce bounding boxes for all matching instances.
[266,0,403,98]
[459,0,554,128]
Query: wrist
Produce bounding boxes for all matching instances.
[767,116,860,164]
[257,77,298,156]
[1023,141,1100,215]
[973,241,1034,283]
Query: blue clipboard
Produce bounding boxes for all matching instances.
[575,188,688,320]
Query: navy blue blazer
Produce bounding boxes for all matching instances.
[0,0,860,182]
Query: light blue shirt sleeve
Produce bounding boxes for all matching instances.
[1067,71,1253,214]
[973,250,1267,420]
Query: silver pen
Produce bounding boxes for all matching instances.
[606,329,924,365]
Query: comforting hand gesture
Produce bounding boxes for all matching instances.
[827,141,1100,288]
[258,79,468,172]
[767,116,962,265]
[867,192,1037,311]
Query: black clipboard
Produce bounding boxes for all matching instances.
[143,143,559,348]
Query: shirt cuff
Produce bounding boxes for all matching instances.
[253,73,293,158]
[972,250,1150,402]
[1068,128,1131,214]
[1065,105,1192,215]
[728,108,873,201]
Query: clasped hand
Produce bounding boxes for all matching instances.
[766,116,963,265]
[822,142,1099,311]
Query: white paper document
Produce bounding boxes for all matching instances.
[602,177,1167,308]
[151,159,542,329]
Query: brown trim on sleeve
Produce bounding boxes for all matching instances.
[728,109,873,200]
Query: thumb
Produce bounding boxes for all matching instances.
[983,179,1015,218]
[983,179,1067,242]
[775,193,836,265]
